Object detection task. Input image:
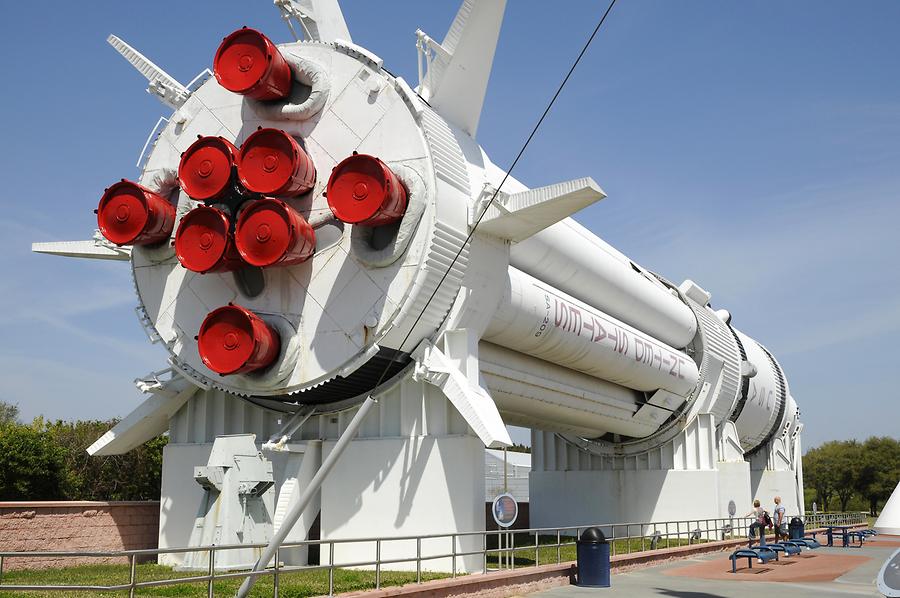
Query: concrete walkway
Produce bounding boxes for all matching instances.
[528,535,899,597]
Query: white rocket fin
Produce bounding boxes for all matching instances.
[32,230,131,261]
[417,0,506,137]
[412,340,511,448]
[274,0,352,43]
[87,369,200,456]
[477,177,606,242]
[107,34,190,110]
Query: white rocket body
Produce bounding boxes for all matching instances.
[33,2,804,555]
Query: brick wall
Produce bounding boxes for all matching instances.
[0,501,159,570]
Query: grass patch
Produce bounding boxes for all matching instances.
[0,563,448,598]
[484,533,712,568]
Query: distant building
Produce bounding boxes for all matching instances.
[485,449,531,502]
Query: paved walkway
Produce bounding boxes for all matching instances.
[529,534,899,597]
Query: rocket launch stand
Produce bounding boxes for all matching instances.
[158,374,486,573]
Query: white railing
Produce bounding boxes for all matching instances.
[0,512,867,596]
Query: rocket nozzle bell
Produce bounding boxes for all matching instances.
[237,128,316,197]
[175,206,244,273]
[234,198,316,267]
[97,180,176,246]
[213,28,292,101]
[326,154,408,226]
[198,304,280,375]
[178,136,239,201]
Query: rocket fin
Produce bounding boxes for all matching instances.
[477,177,606,242]
[412,340,511,448]
[107,35,190,110]
[32,230,131,261]
[88,369,200,456]
[275,0,352,43]
[417,0,507,137]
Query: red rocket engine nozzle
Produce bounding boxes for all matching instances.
[326,154,408,226]
[97,180,176,246]
[237,128,316,196]
[198,304,281,375]
[178,136,239,201]
[175,206,244,273]
[235,198,315,267]
[213,27,292,101]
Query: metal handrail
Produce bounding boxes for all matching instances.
[0,511,867,595]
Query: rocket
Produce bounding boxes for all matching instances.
[34,0,798,472]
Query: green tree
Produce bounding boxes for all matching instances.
[45,419,168,501]
[0,401,19,425]
[803,447,835,511]
[0,420,65,499]
[855,436,900,516]
[822,440,861,512]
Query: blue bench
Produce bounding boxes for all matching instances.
[846,531,867,546]
[860,529,878,537]
[769,542,802,556]
[792,537,821,549]
[731,548,777,573]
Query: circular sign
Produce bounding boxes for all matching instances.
[728,500,736,517]
[492,493,518,528]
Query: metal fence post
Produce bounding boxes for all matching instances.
[556,529,561,564]
[452,534,457,578]
[511,531,515,570]
[416,537,422,584]
[128,554,136,598]
[273,547,280,598]
[375,539,381,589]
[328,542,335,596]
[207,547,215,598]
[482,532,487,574]
[1,555,5,585]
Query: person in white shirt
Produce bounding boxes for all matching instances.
[773,496,787,541]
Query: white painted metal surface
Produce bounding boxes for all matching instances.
[732,330,788,451]
[876,481,900,535]
[510,218,698,349]
[485,267,699,396]
[181,435,275,571]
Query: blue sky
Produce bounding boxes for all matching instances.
[0,1,897,449]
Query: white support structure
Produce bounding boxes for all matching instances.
[159,375,485,573]
[181,435,275,571]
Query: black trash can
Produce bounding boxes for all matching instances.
[789,517,804,540]
[576,527,610,588]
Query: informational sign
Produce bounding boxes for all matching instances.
[492,493,518,528]
[727,500,736,518]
